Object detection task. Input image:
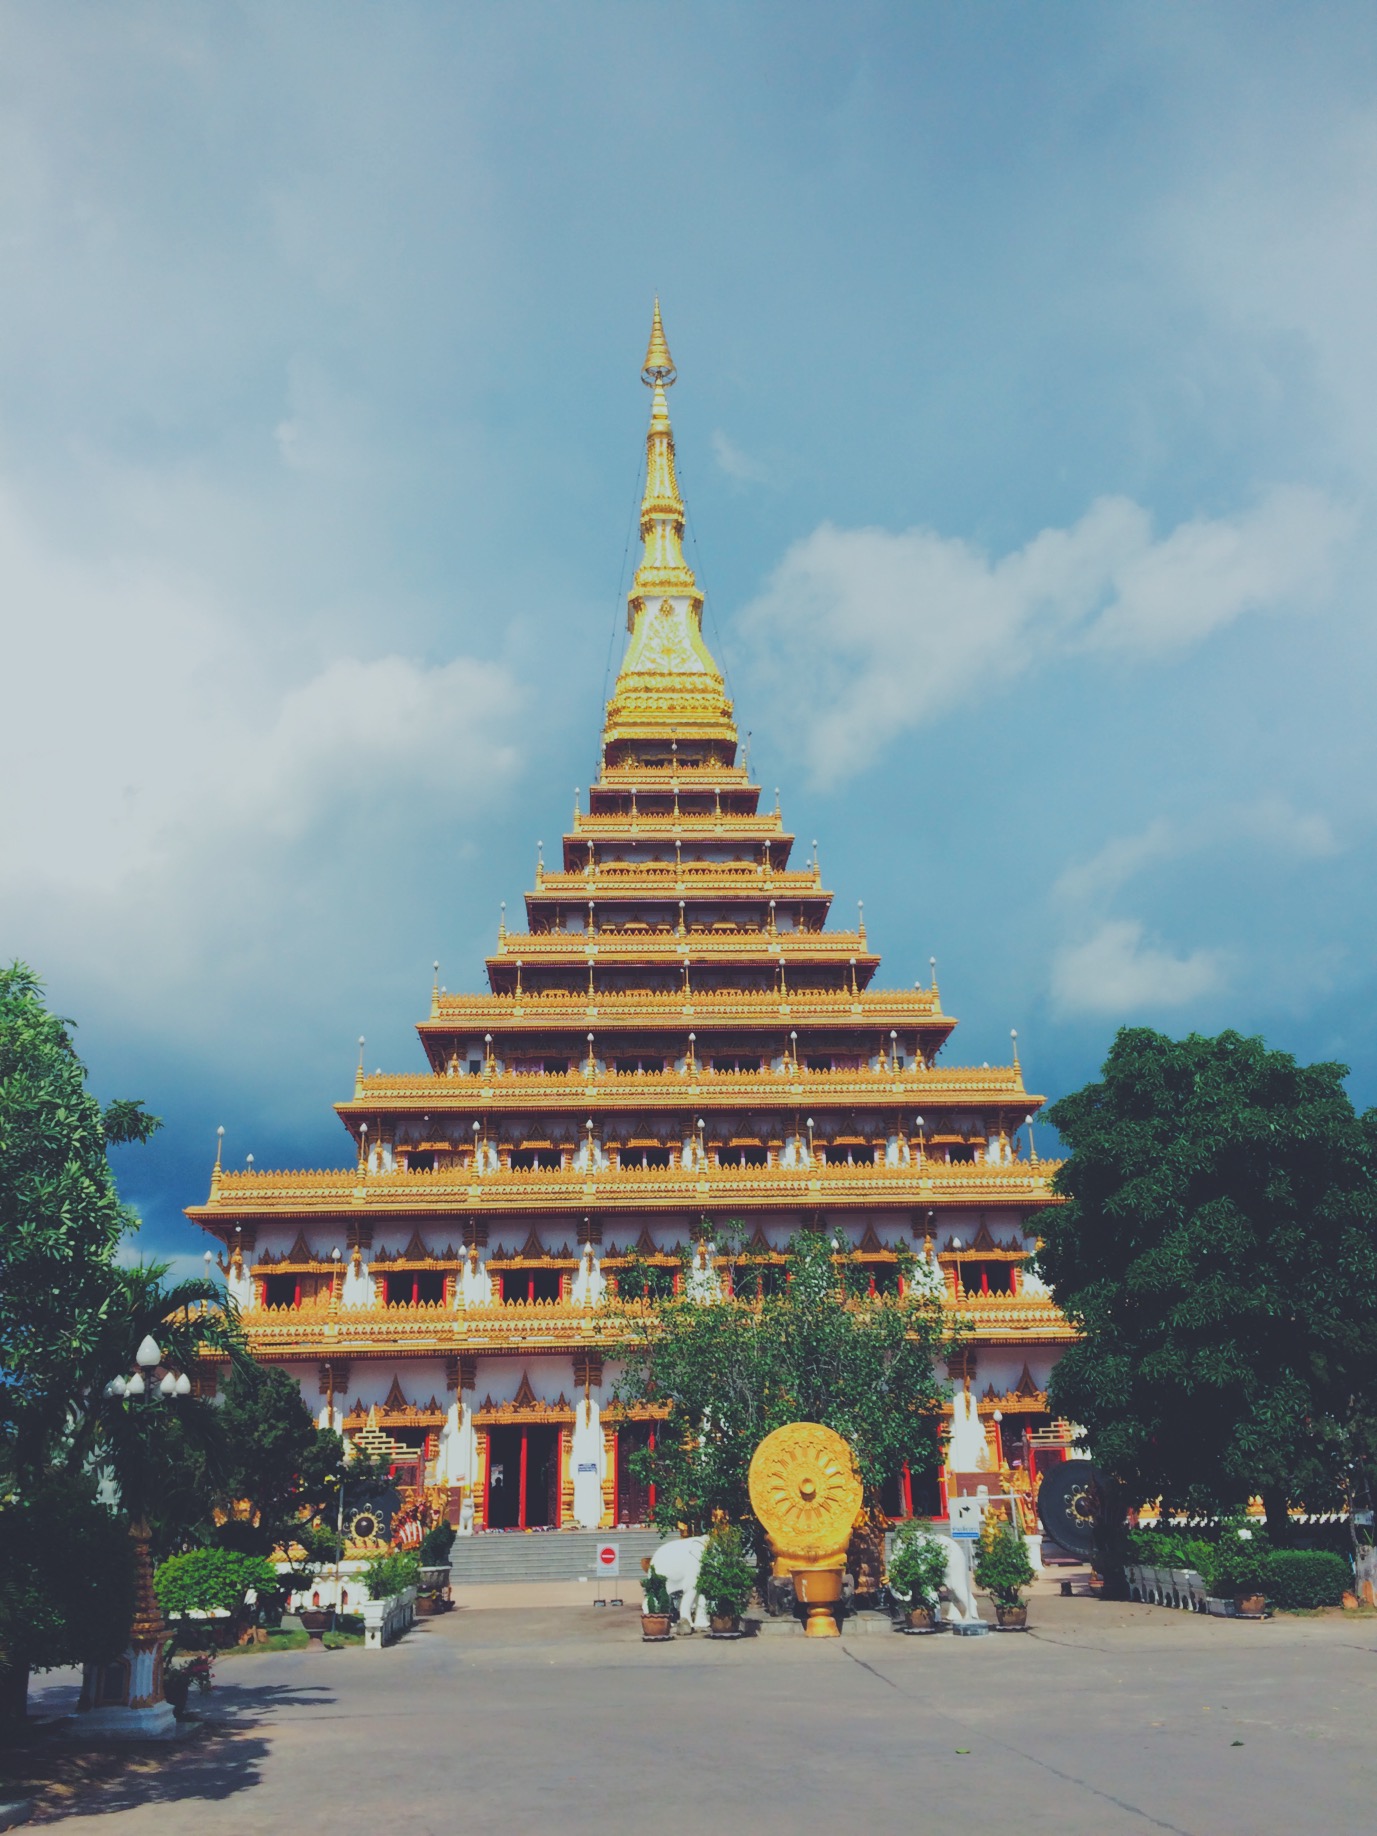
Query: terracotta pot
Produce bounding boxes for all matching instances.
[709,1613,741,1636]
[1235,1594,1267,1619]
[994,1602,1028,1631]
[906,1604,939,1633]
[298,1608,335,1649]
[640,1612,673,1642]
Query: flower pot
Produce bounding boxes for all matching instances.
[792,1568,844,1638]
[994,1602,1028,1630]
[640,1612,673,1642]
[905,1604,940,1634]
[298,1608,335,1650]
[709,1613,742,1637]
[1234,1593,1267,1619]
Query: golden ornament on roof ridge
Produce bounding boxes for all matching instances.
[641,296,676,385]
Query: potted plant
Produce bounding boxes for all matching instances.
[640,1568,674,1641]
[417,1521,456,1615]
[1207,1525,1271,1618]
[887,1520,950,1632]
[973,1514,1035,1629]
[696,1523,755,1635]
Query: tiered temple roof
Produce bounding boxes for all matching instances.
[186,305,1071,1527]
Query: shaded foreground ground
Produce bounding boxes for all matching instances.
[9,1591,1377,1834]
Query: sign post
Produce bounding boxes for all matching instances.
[594,1541,621,1606]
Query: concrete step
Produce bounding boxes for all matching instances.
[449,1529,664,1585]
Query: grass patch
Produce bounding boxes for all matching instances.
[216,1628,363,1656]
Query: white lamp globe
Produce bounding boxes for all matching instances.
[135,1334,162,1368]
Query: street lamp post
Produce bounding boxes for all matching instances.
[80,1336,193,1740]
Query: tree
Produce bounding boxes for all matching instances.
[209,1361,344,1559]
[612,1228,952,1535]
[75,1261,244,1558]
[0,1472,136,1723]
[0,963,162,1485]
[1041,1027,1377,1536]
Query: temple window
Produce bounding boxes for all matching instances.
[263,1273,299,1310]
[502,1269,562,1304]
[859,1262,900,1297]
[384,1271,445,1307]
[961,1262,1011,1297]
[949,1143,976,1164]
[510,1149,561,1170]
[717,1145,768,1168]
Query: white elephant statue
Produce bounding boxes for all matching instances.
[938,1537,981,1626]
[648,1534,709,1630]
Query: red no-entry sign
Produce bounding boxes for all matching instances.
[596,1542,619,1575]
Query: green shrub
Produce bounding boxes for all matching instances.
[154,1549,279,1618]
[696,1523,755,1617]
[641,1569,671,1616]
[972,1515,1034,1607]
[1201,1525,1271,1597]
[420,1522,456,1565]
[360,1551,422,1601]
[887,1520,950,1608]
[1263,1550,1351,1610]
[1126,1527,1214,1573]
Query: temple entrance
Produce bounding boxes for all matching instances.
[485,1425,559,1529]
[616,1423,655,1525]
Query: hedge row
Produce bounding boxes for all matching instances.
[1126,1530,1351,1608]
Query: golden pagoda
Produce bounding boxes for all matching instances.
[187,305,1073,1534]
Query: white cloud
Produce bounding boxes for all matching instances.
[739,488,1351,785]
[0,465,525,1066]
[1050,919,1227,1018]
[712,430,770,486]
[1054,799,1340,912]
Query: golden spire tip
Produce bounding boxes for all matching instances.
[642,297,676,386]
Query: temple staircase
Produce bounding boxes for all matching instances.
[448,1528,664,1585]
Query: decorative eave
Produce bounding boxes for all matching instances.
[420,987,952,1035]
[339,1063,1037,1118]
[187,1157,1064,1228]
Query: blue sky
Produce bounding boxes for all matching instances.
[2,2,1375,1271]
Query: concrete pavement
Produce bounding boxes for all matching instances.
[17,1590,1377,1834]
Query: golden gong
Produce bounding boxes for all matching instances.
[748,1422,863,1635]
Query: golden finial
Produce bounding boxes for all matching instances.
[213,1124,224,1172]
[1011,1027,1021,1070]
[355,1035,365,1096]
[642,297,676,386]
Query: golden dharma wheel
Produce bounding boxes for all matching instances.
[748,1422,863,1565]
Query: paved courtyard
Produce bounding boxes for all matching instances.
[16,1591,1377,1834]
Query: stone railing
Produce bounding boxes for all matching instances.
[535,865,823,892]
[212,1155,1060,1202]
[347,1065,1026,1109]
[493,927,871,959]
[427,986,945,1023]
[361,1586,416,1649]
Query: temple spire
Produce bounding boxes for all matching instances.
[601,302,736,754]
[642,297,676,385]
[631,300,695,611]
